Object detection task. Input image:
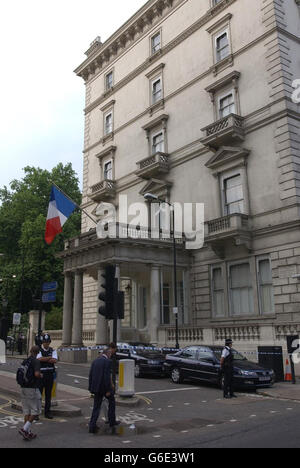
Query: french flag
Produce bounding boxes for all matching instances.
[45,185,77,245]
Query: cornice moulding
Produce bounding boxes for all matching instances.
[75,0,238,83]
[100,99,116,113]
[74,0,183,79]
[206,12,233,33]
[145,62,165,78]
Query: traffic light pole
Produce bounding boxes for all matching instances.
[112,311,118,388]
[98,265,125,388]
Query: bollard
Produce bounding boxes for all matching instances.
[0,339,5,364]
[118,359,135,397]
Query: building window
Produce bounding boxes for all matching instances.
[212,0,222,5]
[224,174,244,215]
[218,91,235,118]
[229,262,254,316]
[105,71,113,91]
[104,111,113,135]
[103,160,113,180]
[212,267,225,317]
[151,77,162,104]
[151,31,161,55]
[257,257,274,315]
[152,131,164,154]
[215,30,230,62]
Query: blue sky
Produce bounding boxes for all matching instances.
[0,0,146,190]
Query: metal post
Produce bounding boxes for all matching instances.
[112,273,118,388]
[172,207,179,350]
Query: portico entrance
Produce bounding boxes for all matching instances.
[58,225,191,361]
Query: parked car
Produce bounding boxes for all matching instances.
[117,342,166,378]
[164,345,275,390]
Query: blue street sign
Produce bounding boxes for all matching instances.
[42,282,58,292]
[42,291,56,303]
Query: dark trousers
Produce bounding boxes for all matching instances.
[223,367,234,397]
[89,392,116,430]
[39,372,54,415]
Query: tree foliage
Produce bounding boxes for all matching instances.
[0,163,81,330]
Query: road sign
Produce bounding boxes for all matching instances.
[42,281,58,292]
[13,313,21,326]
[42,291,56,303]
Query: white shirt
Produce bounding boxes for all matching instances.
[221,347,231,359]
[37,346,58,371]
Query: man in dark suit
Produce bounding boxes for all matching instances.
[88,343,118,434]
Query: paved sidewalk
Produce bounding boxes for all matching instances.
[257,380,300,401]
[0,370,88,416]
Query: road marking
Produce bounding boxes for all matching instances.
[0,415,24,428]
[153,435,161,438]
[181,430,189,433]
[118,411,154,425]
[249,415,257,418]
[137,395,152,405]
[184,403,190,406]
[123,440,132,444]
[67,374,88,380]
[135,387,202,395]
[0,395,20,417]
[230,420,238,423]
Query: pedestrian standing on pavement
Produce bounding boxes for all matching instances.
[37,334,58,419]
[17,333,25,355]
[17,345,42,441]
[220,338,237,399]
[88,343,119,434]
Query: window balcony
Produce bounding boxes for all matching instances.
[201,113,245,150]
[89,179,116,202]
[205,213,252,258]
[135,152,169,179]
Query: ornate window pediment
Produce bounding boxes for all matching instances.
[205,146,250,175]
[139,178,173,199]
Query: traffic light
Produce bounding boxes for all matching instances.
[98,265,116,319]
[115,290,125,320]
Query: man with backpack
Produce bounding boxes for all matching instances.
[17,345,42,441]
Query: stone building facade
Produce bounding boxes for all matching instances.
[58,0,300,359]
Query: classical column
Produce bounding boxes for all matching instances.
[95,266,109,345]
[62,272,73,346]
[72,270,84,346]
[149,265,161,344]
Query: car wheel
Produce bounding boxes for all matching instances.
[134,364,142,378]
[171,367,183,384]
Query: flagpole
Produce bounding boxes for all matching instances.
[51,182,97,226]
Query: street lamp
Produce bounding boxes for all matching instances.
[144,193,180,349]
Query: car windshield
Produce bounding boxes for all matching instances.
[212,347,247,362]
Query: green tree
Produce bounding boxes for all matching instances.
[0,163,81,330]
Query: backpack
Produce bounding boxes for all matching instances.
[16,357,35,387]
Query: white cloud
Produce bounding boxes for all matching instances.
[0,0,146,189]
